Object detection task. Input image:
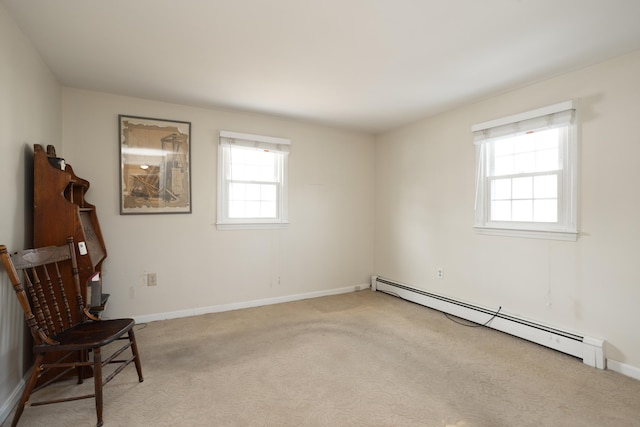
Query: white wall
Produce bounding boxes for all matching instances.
[375,50,640,370]
[61,89,375,320]
[0,2,61,420]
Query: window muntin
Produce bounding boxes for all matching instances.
[472,101,578,240]
[217,131,290,229]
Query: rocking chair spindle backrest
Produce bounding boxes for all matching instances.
[0,237,86,346]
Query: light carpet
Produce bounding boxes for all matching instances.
[3,290,640,426]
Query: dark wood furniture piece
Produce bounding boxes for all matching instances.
[32,144,111,387]
[0,238,143,427]
[33,143,108,317]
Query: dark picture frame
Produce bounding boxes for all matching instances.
[119,115,192,214]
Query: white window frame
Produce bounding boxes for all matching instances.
[472,100,579,241]
[217,130,290,230]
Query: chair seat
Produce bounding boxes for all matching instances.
[36,318,136,352]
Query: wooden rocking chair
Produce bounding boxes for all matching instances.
[0,237,143,427]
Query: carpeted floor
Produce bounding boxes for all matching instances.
[4,290,640,426]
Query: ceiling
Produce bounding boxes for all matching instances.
[4,0,640,134]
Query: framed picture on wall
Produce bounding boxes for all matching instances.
[119,115,192,214]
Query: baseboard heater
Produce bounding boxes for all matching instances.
[371,276,605,369]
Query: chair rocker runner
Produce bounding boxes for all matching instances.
[0,237,143,427]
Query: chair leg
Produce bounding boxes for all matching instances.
[128,329,144,382]
[77,349,87,384]
[93,347,104,427]
[11,354,44,427]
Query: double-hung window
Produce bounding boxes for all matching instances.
[472,101,578,241]
[217,130,290,229]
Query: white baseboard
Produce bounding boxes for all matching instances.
[132,283,370,324]
[607,359,640,381]
[0,378,24,426]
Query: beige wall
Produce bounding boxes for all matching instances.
[375,50,640,369]
[61,89,375,320]
[0,2,61,417]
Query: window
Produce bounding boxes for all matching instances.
[472,101,578,241]
[217,130,290,229]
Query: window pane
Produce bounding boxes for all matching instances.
[257,165,274,182]
[229,201,245,218]
[245,183,261,201]
[228,182,278,218]
[245,201,261,217]
[230,163,247,181]
[232,148,249,163]
[230,147,277,182]
[491,201,511,221]
[534,175,557,199]
[261,184,276,201]
[536,148,559,172]
[491,178,511,200]
[494,139,514,156]
[534,199,557,222]
[513,134,533,153]
[494,155,514,176]
[512,200,533,221]
[514,152,535,173]
[535,128,560,150]
[487,127,561,225]
[512,177,532,199]
[229,183,245,200]
[261,201,276,217]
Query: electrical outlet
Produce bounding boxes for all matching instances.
[437,268,444,279]
[147,272,157,286]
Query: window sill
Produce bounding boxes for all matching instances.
[474,226,578,241]
[216,222,289,231]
